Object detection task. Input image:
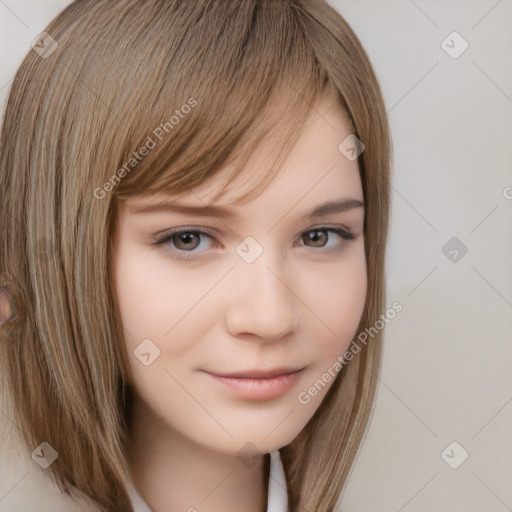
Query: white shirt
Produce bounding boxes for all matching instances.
[127,449,288,512]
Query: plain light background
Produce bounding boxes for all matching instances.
[1,1,511,511]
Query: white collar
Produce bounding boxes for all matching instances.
[127,450,288,512]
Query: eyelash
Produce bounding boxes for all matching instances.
[153,225,356,261]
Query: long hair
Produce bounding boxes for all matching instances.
[0,1,392,510]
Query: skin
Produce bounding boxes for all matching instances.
[112,91,367,512]
[0,288,14,323]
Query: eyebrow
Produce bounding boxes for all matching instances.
[130,197,364,220]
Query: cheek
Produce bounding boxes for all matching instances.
[304,248,367,361]
[292,251,366,414]
[115,252,165,338]
[115,247,202,352]
[114,248,211,396]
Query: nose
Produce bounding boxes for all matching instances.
[224,251,300,343]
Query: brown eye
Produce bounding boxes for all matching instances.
[302,229,329,247]
[172,232,202,251]
[155,228,217,261]
[154,226,355,261]
[300,228,354,249]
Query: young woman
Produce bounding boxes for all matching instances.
[0,1,392,511]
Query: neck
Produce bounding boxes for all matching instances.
[128,394,269,512]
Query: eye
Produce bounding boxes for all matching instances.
[299,227,354,248]
[154,227,217,260]
[154,226,355,260]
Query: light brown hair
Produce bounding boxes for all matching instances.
[0,1,392,510]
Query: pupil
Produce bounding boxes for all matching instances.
[308,230,325,245]
[177,233,197,248]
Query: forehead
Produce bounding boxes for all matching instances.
[125,91,360,213]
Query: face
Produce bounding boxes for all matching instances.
[112,92,367,457]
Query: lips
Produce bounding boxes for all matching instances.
[207,367,304,379]
[202,367,305,400]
